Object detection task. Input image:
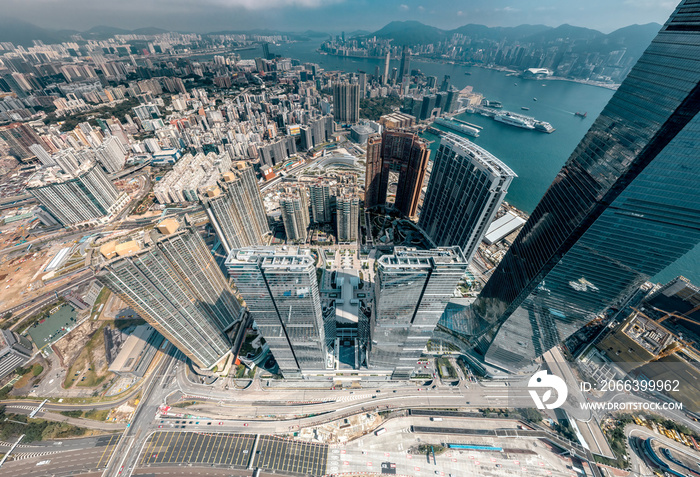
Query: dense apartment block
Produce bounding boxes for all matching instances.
[26,161,129,226]
[201,163,270,255]
[96,220,245,369]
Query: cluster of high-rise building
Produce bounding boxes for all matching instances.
[320,23,658,84]
[4,1,700,385]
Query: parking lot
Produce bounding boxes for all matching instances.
[138,432,328,475]
[139,431,255,468]
[251,435,327,476]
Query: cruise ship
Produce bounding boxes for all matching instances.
[534,121,555,133]
[494,112,535,130]
[434,117,480,137]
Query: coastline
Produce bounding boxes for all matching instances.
[315,50,620,91]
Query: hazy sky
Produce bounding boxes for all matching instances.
[3,0,679,33]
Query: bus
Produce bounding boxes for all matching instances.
[375,428,387,436]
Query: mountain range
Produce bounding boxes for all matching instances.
[0,16,661,55]
[363,20,662,57]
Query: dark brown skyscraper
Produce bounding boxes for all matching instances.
[0,122,43,161]
[364,130,429,218]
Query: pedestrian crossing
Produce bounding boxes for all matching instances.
[10,451,60,461]
[335,393,374,402]
[7,405,38,411]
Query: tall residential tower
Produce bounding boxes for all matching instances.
[279,188,310,242]
[96,220,245,369]
[419,133,516,261]
[201,163,269,255]
[332,82,360,124]
[27,162,129,226]
[364,131,429,218]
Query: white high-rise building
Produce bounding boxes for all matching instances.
[226,247,328,377]
[279,188,310,242]
[370,247,468,379]
[29,143,55,166]
[97,221,245,369]
[419,133,516,261]
[95,136,127,173]
[27,162,129,226]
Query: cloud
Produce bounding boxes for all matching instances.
[418,5,425,11]
[188,0,344,9]
[399,4,409,10]
[457,10,464,16]
[623,0,676,9]
[495,6,519,13]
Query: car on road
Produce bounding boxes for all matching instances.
[219,422,223,425]
[243,423,249,426]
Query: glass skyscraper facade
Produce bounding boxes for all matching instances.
[225,247,328,377]
[471,2,700,371]
[371,247,468,379]
[419,133,516,261]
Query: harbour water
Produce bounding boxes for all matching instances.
[241,41,699,285]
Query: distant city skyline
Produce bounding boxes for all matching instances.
[1,0,677,36]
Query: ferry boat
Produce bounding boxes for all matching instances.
[494,112,535,129]
[434,117,480,137]
[482,99,503,109]
[521,107,530,110]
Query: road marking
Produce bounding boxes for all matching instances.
[264,437,276,469]
[188,433,203,464]
[193,433,207,463]
[95,435,116,468]
[168,432,184,463]
[214,433,228,463]
[138,435,154,466]
[174,431,190,463]
[227,434,241,466]
[98,435,120,469]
